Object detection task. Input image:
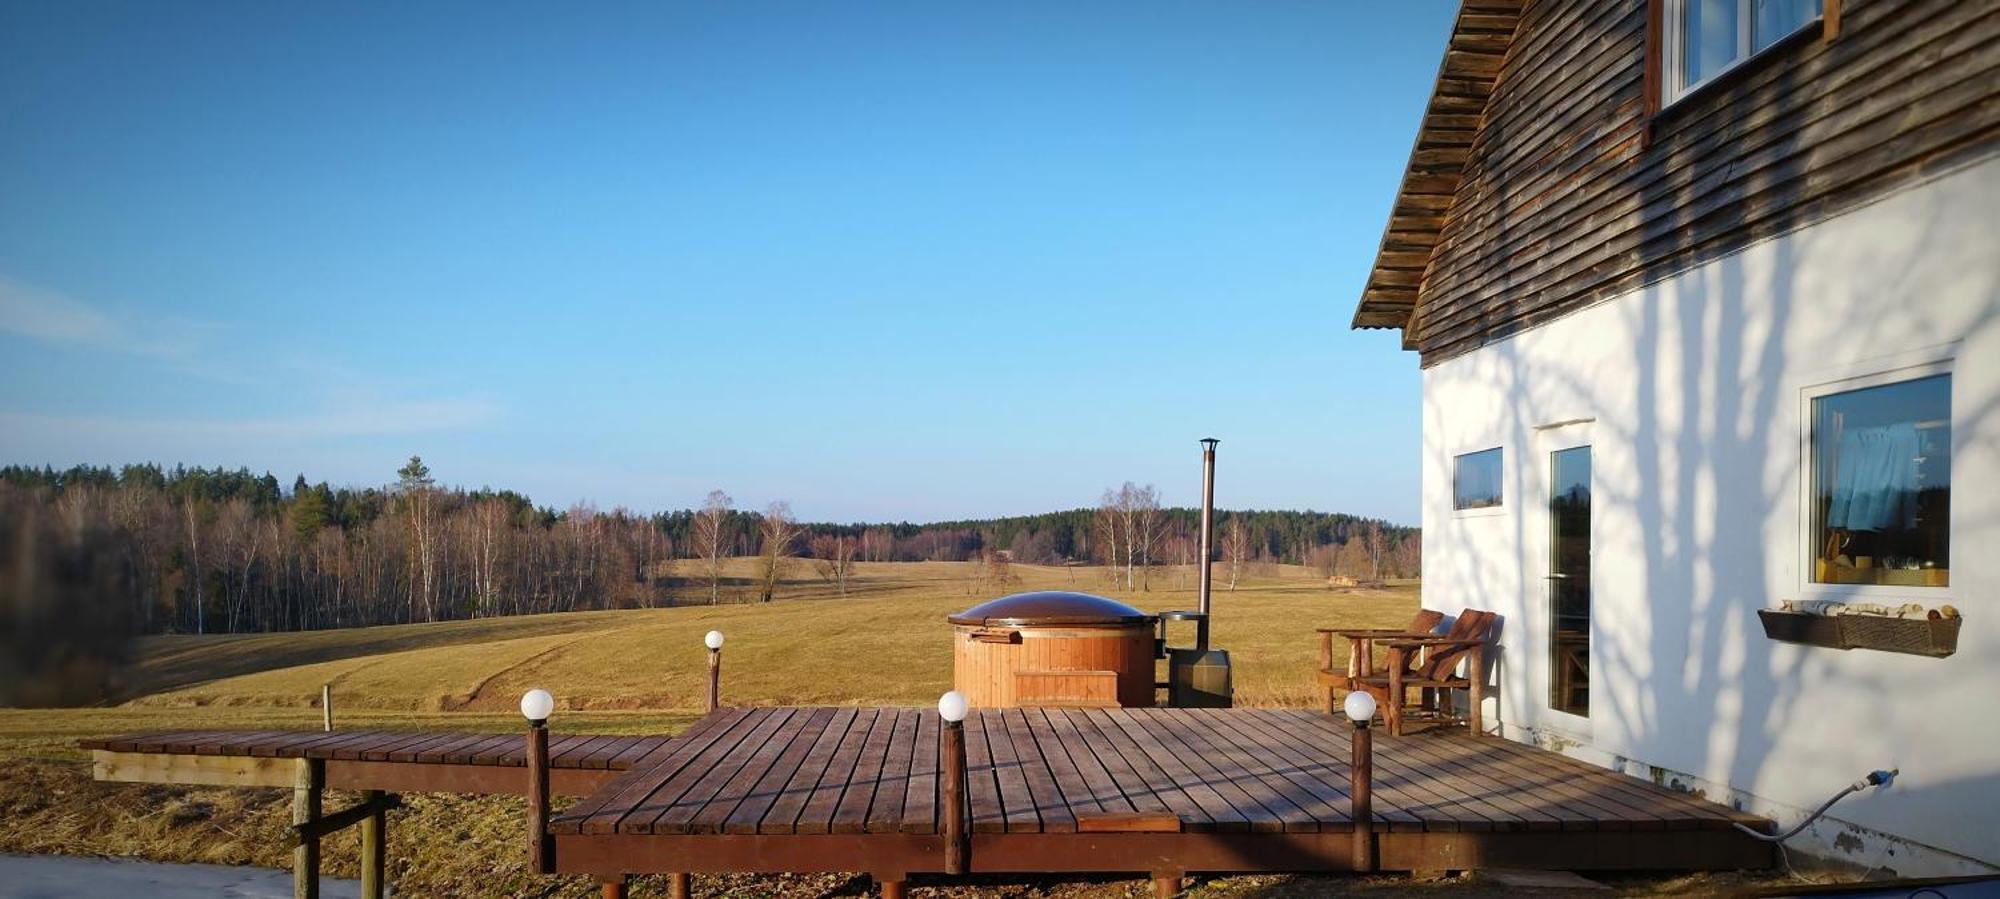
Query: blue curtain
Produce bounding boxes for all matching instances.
[1827,423,1921,531]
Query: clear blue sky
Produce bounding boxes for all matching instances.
[0,1,1450,524]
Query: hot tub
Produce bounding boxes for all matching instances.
[947,591,1157,708]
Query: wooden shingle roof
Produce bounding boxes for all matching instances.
[1351,0,1523,336]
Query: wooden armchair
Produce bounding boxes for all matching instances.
[1314,609,1444,714]
[1352,609,1497,736]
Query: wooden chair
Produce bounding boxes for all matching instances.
[1314,609,1445,714]
[1352,609,1497,736]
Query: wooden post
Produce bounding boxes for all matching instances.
[1317,632,1336,714]
[1153,873,1184,898]
[1468,644,1486,736]
[599,876,629,898]
[293,758,324,899]
[1350,718,1374,873]
[877,877,907,899]
[359,789,386,899]
[1385,646,1407,736]
[706,647,721,714]
[527,721,552,875]
[667,872,691,899]
[321,684,333,731]
[941,718,969,875]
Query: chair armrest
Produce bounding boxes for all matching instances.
[1317,627,1429,637]
[1383,637,1490,650]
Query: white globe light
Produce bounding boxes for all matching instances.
[937,690,969,723]
[704,630,725,651]
[520,688,555,723]
[1343,690,1377,725]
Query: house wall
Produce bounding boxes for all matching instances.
[1420,158,2000,872]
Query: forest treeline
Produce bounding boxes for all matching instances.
[0,460,1419,642]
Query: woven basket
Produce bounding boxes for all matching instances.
[1838,614,1960,658]
[1757,610,1846,649]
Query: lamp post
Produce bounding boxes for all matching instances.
[704,630,725,714]
[938,690,971,876]
[1197,438,1218,621]
[1344,690,1377,873]
[520,688,555,876]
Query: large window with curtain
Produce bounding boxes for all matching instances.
[1809,373,1950,588]
[1664,0,1823,104]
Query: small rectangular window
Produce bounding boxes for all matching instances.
[1664,0,1821,103]
[1810,374,1949,587]
[1453,448,1504,511]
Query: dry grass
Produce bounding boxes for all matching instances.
[0,562,1784,896]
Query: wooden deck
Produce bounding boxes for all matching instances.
[84,728,675,797]
[547,707,1775,876]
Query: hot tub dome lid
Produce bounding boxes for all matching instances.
[947,591,1154,627]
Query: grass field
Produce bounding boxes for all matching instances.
[0,562,1774,896]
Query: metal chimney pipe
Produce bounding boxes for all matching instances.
[1197,438,1218,622]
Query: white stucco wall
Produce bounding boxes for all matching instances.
[1419,158,2000,872]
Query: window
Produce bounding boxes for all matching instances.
[1453,448,1503,511]
[1664,0,1822,103]
[1810,373,1949,587]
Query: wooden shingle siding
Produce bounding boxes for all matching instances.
[1360,0,2000,365]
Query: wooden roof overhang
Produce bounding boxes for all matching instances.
[1350,1,1523,345]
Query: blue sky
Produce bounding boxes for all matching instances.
[0,1,1450,524]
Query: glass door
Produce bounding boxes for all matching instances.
[1548,446,1591,717]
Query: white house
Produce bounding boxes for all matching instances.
[1353,0,1999,876]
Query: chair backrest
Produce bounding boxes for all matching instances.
[1406,609,1445,636]
[1417,609,1496,680]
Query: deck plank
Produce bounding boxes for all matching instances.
[759,707,859,834]
[830,708,901,834]
[652,708,801,835]
[898,707,941,835]
[1001,709,1075,833]
[866,709,921,834]
[563,710,750,834]
[724,707,839,835]
[796,708,881,834]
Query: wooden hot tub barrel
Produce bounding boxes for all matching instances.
[949,591,1157,708]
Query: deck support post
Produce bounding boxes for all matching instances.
[1153,873,1184,898]
[667,871,691,898]
[598,876,629,898]
[1351,717,1375,873]
[321,684,333,731]
[527,720,553,874]
[877,876,907,899]
[941,717,970,875]
[293,757,324,899]
[707,646,722,714]
[359,789,386,899]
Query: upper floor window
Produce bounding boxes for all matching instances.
[1453,448,1504,511]
[1810,372,1950,588]
[1665,0,1822,104]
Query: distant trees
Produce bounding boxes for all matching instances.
[690,490,733,604]
[0,461,1422,637]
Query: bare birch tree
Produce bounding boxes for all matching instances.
[690,490,732,604]
[756,500,802,603]
[809,533,857,597]
[1223,515,1251,590]
[396,456,437,622]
